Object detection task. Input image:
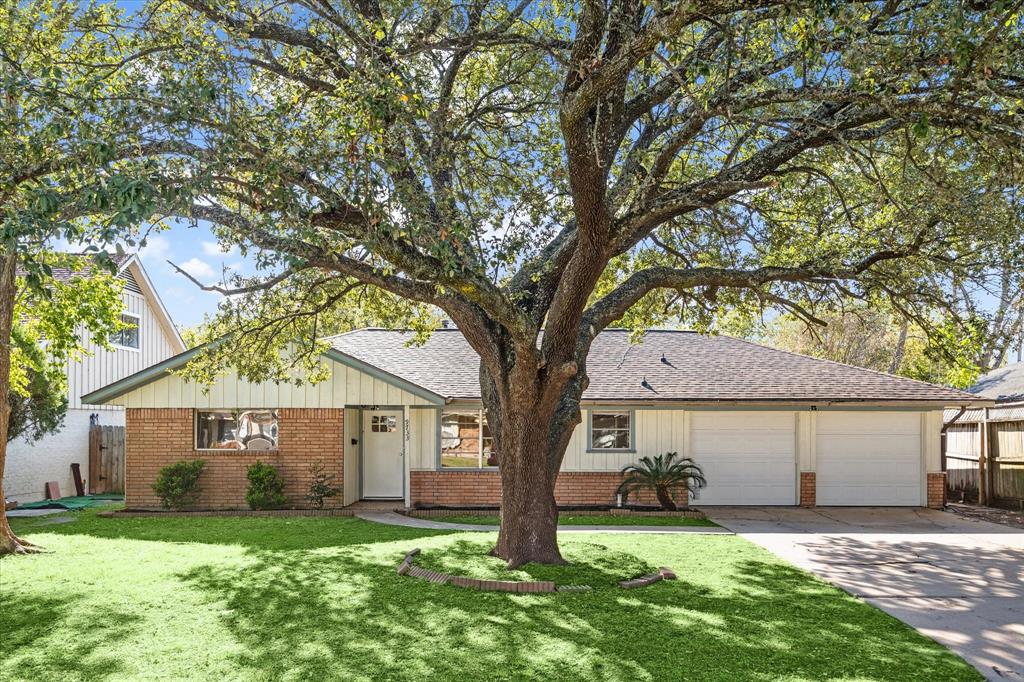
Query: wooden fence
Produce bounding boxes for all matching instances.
[89,424,125,494]
[943,420,1024,508]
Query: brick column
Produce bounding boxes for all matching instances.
[926,472,946,509]
[799,472,816,507]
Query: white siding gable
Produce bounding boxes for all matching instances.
[109,362,437,409]
[73,261,182,409]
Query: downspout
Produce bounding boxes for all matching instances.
[940,406,968,474]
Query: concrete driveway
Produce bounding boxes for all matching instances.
[706,507,1024,681]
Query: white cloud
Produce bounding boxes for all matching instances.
[201,240,238,257]
[48,235,87,252]
[137,235,172,263]
[176,257,215,280]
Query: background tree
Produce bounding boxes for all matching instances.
[754,147,1024,387]
[762,306,987,388]
[8,324,69,445]
[127,0,1023,566]
[0,1,169,555]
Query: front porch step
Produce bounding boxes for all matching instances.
[346,500,406,512]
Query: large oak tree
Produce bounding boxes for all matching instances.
[129,0,1021,566]
[0,1,171,554]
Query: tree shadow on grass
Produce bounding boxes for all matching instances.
[177,539,980,682]
[0,593,139,681]
[416,537,658,587]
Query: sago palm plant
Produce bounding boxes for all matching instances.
[617,452,707,510]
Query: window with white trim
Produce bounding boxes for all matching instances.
[589,411,632,450]
[110,313,140,349]
[440,408,495,468]
[196,409,279,450]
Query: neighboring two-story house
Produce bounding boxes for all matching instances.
[4,254,184,503]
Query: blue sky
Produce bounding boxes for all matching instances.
[134,221,246,331]
[68,220,247,332]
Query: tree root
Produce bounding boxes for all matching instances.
[491,544,568,569]
[0,532,44,556]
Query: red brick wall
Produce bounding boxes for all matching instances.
[927,472,946,509]
[125,408,344,510]
[799,472,816,507]
[410,470,663,507]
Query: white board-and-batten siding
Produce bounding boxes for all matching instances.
[410,407,791,472]
[109,363,435,409]
[73,287,178,410]
[407,407,943,475]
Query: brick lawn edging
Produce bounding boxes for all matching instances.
[396,548,676,593]
[406,507,707,519]
[98,508,357,518]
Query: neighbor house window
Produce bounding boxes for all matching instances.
[110,313,140,349]
[440,408,494,468]
[196,410,279,450]
[589,411,632,451]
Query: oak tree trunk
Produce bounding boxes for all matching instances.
[480,353,584,569]
[0,250,40,555]
[491,427,565,568]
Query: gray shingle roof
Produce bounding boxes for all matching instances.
[328,328,984,405]
[968,362,1024,404]
[17,252,133,283]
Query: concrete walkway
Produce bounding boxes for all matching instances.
[706,506,1024,682]
[6,508,64,518]
[355,511,733,534]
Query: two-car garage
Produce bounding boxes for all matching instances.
[690,410,924,506]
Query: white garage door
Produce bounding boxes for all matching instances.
[690,412,796,505]
[816,412,922,506]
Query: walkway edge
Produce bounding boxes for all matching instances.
[355,511,733,534]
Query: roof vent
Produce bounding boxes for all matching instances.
[641,377,655,392]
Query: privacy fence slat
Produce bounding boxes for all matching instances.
[89,424,125,494]
[943,420,1024,507]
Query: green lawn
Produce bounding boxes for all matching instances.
[417,513,718,527]
[1,509,979,681]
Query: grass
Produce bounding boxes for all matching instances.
[416,538,658,586]
[1,508,980,682]
[419,513,717,527]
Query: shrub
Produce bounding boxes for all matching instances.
[305,461,341,509]
[246,461,288,510]
[617,452,707,511]
[152,459,206,510]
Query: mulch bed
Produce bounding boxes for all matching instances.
[946,502,1024,530]
[407,507,706,519]
[99,508,357,518]
[396,548,676,593]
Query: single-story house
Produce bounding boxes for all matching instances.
[944,362,1024,506]
[81,328,989,511]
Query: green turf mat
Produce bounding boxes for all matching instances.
[15,494,124,510]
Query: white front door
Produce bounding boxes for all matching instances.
[362,409,404,498]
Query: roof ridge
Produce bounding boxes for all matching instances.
[329,326,698,335]
[725,335,978,399]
